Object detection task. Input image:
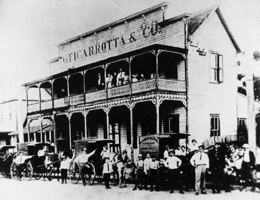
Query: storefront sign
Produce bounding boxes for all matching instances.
[139,135,159,156]
[62,21,163,63]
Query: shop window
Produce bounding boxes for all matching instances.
[36,132,41,142]
[164,114,179,133]
[209,53,223,83]
[210,114,220,136]
[24,134,28,142]
[109,123,120,152]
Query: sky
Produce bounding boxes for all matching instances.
[0,0,260,102]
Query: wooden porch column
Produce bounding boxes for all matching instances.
[127,102,135,147]
[104,107,110,139]
[83,111,88,139]
[67,113,72,149]
[38,84,41,111]
[40,117,43,143]
[52,114,57,153]
[153,94,162,134]
[67,76,70,97]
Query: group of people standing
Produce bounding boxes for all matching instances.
[106,68,146,88]
[131,141,258,195]
[54,140,258,195]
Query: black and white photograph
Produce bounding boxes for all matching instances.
[0,0,260,199]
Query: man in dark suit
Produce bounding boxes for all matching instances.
[241,143,256,190]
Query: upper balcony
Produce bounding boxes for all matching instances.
[25,48,186,114]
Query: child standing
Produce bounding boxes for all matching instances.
[60,155,71,184]
[103,157,113,189]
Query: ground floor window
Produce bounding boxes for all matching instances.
[109,123,120,152]
[24,134,28,142]
[210,114,220,137]
[164,114,179,133]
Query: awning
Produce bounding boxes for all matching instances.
[9,130,19,136]
[0,131,12,135]
[25,124,53,134]
[9,124,53,136]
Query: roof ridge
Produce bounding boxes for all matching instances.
[187,4,218,20]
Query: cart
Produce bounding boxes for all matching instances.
[68,139,115,185]
[10,142,59,181]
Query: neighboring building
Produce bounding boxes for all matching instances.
[0,99,26,151]
[23,3,241,155]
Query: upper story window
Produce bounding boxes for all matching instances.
[209,53,223,83]
[210,114,220,137]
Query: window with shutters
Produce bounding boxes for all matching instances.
[209,53,223,83]
[210,114,220,137]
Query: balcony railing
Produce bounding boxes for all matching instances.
[28,79,186,113]
[157,79,186,92]
[41,100,52,110]
[132,79,157,94]
[85,90,106,103]
[69,94,85,105]
[54,97,69,108]
[107,85,131,98]
[28,103,40,113]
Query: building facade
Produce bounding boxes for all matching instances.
[0,99,26,150]
[23,3,241,155]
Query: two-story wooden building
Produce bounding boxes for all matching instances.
[22,3,241,155]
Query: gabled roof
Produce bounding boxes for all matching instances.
[186,5,216,36]
[185,5,241,53]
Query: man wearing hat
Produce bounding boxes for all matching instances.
[133,154,144,190]
[190,144,209,195]
[241,143,256,190]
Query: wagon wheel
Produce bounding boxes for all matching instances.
[10,162,18,180]
[21,162,33,181]
[68,162,80,184]
[34,166,44,180]
[85,162,96,185]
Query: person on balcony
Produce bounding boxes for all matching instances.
[117,68,125,86]
[106,73,113,88]
[123,73,130,85]
[112,72,117,87]
[132,74,138,83]
[139,74,145,81]
[97,73,104,90]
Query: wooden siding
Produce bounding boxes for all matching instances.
[161,106,186,134]
[50,12,185,74]
[187,12,238,143]
[120,123,128,150]
[178,60,185,81]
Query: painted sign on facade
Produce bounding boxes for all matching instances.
[139,135,159,157]
[54,8,185,72]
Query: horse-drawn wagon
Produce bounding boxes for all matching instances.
[68,139,115,185]
[10,142,59,181]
